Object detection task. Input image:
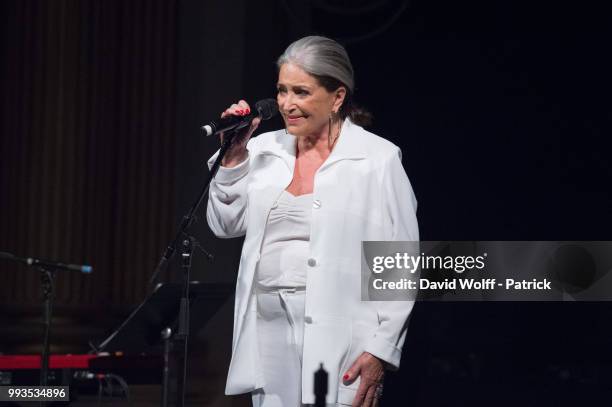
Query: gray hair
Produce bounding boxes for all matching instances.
[277,36,373,126]
[276,36,354,94]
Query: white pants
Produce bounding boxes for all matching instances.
[251,288,357,406]
[252,288,306,407]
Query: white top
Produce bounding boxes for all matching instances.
[255,190,312,290]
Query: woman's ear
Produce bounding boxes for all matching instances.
[333,86,347,113]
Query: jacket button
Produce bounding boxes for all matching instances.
[304,316,313,324]
[307,258,317,267]
[313,199,321,209]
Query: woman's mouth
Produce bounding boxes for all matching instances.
[286,115,304,124]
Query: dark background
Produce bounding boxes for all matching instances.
[1,0,611,405]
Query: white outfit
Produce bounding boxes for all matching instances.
[252,287,307,407]
[207,119,419,405]
[256,191,312,290]
[252,191,311,406]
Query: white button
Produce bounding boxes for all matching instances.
[307,258,317,267]
[304,316,313,324]
[313,199,321,209]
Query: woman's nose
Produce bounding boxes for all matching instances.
[279,94,294,112]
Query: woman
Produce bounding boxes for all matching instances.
[207,36,418,406]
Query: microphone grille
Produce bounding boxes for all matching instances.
[255,99,279,120]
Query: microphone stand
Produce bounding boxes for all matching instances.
[174,236,193,407]
[0,252,90,407]
[39,267,54,407]
[148,129,236,290]
[149,129,238,407]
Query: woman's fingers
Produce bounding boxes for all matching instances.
[219,100,259,147]
[221,101,252,118]
[348,353,385,407]
[231,101,251,116]
[362,385,377,407]
[238,99,251,112]
[352,381,379,407]
[234,100,251,116]
[351,384,367,407]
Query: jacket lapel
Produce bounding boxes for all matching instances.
[318,119,367,173]
[258,130,296,173]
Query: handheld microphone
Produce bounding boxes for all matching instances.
[201,98,278,137]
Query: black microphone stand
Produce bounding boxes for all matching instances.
[148,129,239,407]
[0,252,91,407]
[39,267,54,407]
[174,236,193,407]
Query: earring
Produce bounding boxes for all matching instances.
[328,111,339,148]
[327,115,333,147]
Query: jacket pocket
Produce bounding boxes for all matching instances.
[337,385,357,405]
[337,320,376,403]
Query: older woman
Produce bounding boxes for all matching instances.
[207,36,418,407]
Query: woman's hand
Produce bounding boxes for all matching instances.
[220,99,261,167]
[343,352,385,407]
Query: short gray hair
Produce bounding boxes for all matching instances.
[276,36,354,94]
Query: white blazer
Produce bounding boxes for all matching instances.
[207,119,419,405]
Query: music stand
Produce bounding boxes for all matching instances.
[93,281,233,405]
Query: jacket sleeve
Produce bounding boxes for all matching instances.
[363,147,419,370]
[205,150,250,238]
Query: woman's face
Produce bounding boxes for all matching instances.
[277,63,345,138]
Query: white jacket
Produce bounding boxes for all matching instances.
[206,119,419,405]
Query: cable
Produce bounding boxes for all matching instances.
[107,373,130,404]
[103,376,113,400]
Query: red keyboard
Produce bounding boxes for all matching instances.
[0,354,97,370]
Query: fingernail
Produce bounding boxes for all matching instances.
[343,374,349,381]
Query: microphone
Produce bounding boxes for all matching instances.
[24,257,93,273]
[0,251,93,273]
[201,98,278,137]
